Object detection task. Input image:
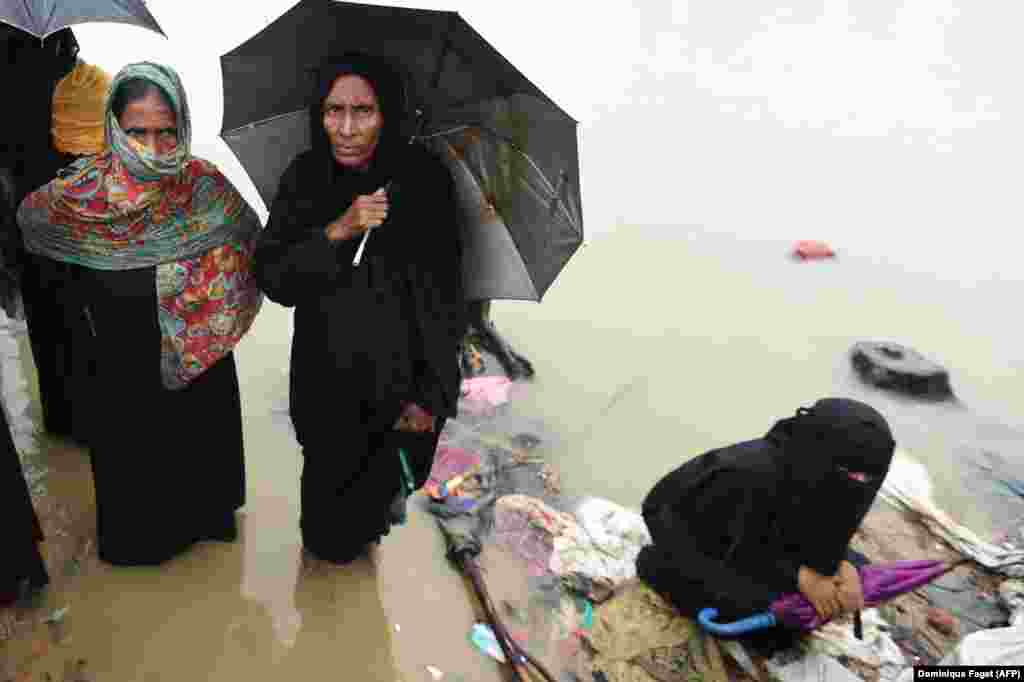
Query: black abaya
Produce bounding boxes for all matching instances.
[255,54,465,563]
[637,398,896,625]
[4,27,94,443]
[80,265,246,566]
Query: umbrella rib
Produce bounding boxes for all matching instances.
[43,1,58,33]
[415,126,579,232]
[20,0,37,29]
[221,109,306,137]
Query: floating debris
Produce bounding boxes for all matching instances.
[42,607,69,625]
[425,664,444,680]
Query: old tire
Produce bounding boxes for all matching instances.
[850,341,954,401]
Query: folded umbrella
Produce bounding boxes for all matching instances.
[698,559,961,636]
[0,0,164,39]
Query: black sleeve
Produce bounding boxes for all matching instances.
[253,159,357,307]
[404,163,467,419]
[643,465,803,596]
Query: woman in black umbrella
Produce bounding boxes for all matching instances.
[254,52,466,565]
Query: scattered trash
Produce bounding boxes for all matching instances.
[64,558,81,577]
[926,607,957,636]
[394,623,401,633]
[459,376,514,411]
[425,664,444,680]
[41,606,69,625]
[938,625,1024,667]
[1000,579,1024,626]
[806,609,907,680]
[879,452,1024,576]
[792,240,835,260]
[576,597,593,631]
[582,581,697,682]
[470,622,507,663]
[539,464,561,495]
[61,658,91,682]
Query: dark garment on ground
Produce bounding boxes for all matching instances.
[637,398,895,627]
[80,265,245,566]
[0,405,49,606]
[254,54,465,563]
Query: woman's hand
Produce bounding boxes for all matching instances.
[797,566,841,622]
[325,187,389,242]
[834,560,865,613]
[393,402,436,433]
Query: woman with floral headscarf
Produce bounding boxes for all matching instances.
[18,63,263,566]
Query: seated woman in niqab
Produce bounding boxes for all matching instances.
[637,398,895,648]
[255,53,465,565]
[18,63,263,566]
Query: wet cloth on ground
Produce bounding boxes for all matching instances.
[879,451,1024,576]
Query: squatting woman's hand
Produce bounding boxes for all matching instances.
[798,565,841,622]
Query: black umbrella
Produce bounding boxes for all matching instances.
[220,0,582,302]
[0,0,164,39]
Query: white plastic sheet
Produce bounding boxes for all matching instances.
[940,626,1024,666]
[721,640,864,682]
[0,308,37,457]
[879,450,1024,576]
[550,496,651,588]
[807,608,906,681]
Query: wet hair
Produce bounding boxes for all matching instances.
[110,78,175,120]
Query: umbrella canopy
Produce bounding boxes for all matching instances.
[698,560,956,635]
[220,0,582,302]
[0,0,164,39]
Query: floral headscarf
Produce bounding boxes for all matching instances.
[18,62,263,390]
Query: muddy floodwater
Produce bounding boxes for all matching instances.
[4,226,1023,679]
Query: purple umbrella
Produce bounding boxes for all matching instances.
[699,559,962,636]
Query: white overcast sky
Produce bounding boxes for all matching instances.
[75,0,1024,283]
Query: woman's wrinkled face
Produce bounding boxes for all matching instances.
[322,74,382,170]
[119,89,178,156]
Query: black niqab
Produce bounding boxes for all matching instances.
[767,397,895,575]
[637,398,895,622]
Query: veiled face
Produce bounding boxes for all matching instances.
[118,89,178,156]
[322,75,383,170]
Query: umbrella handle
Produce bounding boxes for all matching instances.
[352,227,373,266]
[697,608,777,636]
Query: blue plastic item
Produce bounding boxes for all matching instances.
[697,607,777,636]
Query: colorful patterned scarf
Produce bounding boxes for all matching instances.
[18,62,263,390]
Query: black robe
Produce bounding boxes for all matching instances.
[254,55,465,564]
[3,27,94,444]
[78,266,246,566]
[637,398,895,626]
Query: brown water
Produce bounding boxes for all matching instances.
[5,227,1023,679]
